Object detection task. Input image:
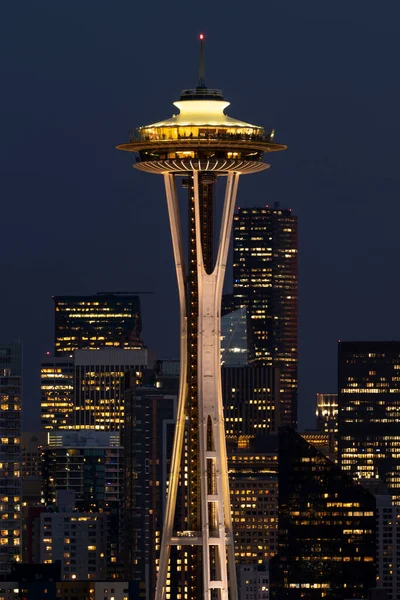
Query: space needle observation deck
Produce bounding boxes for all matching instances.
[117,37,286,175]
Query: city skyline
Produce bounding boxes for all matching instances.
[2,3,400,433]
[1,4,400,597]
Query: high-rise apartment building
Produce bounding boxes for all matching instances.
[338,341,400,503]
[233,206,298,428]
[42,430,123,576]
[53,293,143,355]
[270,427,376,599]
[40,491,107,580]
[0,342,22,574]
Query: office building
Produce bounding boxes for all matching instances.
[40,357,74,430]
[73,348,153,430]
[222,366,280,435]
[41,348,153,431]
[123,382,176,592]
[338,341,400,503]
[270,427,376,599]
[42,431,123,576]
[53,293,143,355]
[233,206,298,428]
[0,342,22,574]
[40,491,107,580]
[228,435,279,565]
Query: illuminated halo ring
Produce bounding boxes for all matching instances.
[132,158,271,175]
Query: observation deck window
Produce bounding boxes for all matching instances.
[138,125,264,142]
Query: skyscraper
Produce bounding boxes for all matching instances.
[270,427,376,599]
[41,348,153,431]
[338,341,400,503]
[0,342,22,574]
[233,206,298,428]
[53,293,143,355]
[42,431,123,577]
[117,36,286,600]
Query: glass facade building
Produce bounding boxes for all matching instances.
[0,342,22,574]
[233,206,298,428]
[53,293,143,355]
[270,427,376,599]
[338,341,400,504]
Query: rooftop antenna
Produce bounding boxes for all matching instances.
[198,33,206,88]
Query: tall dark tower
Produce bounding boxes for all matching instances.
[117,36,286,600]
[233,206,298,428]
[338,341,400,504]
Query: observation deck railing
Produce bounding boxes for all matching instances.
[129,129,275,144]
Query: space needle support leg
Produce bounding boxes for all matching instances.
[214,174,239,600]
[194,170,240,600]
[155,173,188,600]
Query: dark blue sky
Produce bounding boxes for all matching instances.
[1,1,400,430]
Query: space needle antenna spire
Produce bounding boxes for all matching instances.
[198,33,206,88]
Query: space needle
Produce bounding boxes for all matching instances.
[117,36,286,600]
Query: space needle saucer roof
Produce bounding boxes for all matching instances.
[117,35,286,174]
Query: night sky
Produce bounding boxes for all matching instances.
[2,1,400,430]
